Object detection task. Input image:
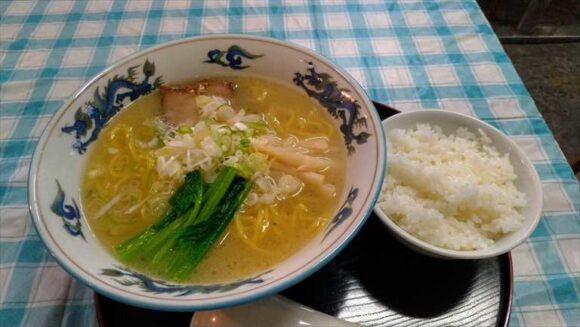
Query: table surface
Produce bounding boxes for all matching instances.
[1,1,578,326]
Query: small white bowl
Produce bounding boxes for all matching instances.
[374,110,542,260]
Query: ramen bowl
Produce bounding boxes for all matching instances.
[29,35,386,311]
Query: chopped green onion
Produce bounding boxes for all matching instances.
[240,138,251,148]
[177,125,192,134]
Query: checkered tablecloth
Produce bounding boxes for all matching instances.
[1,1,578,326]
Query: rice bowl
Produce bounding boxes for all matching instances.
[378,123,526,251]
[374,110,542,259]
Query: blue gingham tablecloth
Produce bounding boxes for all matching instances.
[1,1,578,326]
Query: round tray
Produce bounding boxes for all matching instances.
[95,103,513,327]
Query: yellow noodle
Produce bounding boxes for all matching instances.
[260,210,272,234]
[111,175,131,193]
[268,225,284,238]
[108,154,129,177]
[252,209,264,242]
[307,111,335,136]
[234,214,274,255]
[84,76,347,284]
[306,217,325,234]
[257,209,271,240]
[84,197,105,216]
[126,133,145,161]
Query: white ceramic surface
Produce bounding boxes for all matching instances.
[29,35,386,311]
[374,110,542,259]
[190,296,360,327]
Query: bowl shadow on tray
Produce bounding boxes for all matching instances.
[96,294,193,327]
[282,215,477,319]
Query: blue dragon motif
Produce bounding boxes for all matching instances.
[322,186,359,241]
[204,45,263,70]
[50,180,85,240]
[293,62,371,154]
[61,59,162,154]
[100,266,270,296]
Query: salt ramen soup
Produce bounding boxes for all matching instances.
[82,76,347,283]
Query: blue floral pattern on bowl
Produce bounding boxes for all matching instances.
[101,266,270,296]
[293,62,371,154]
[50,180,85,240]
[61,59,162,154]
[323,186,359,241]
[204,45,263,70]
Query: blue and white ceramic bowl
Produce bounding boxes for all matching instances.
[29,35,386,311]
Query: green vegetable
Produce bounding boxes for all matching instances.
[115,170,202,260]
[229,162,253,179]
[245,120,268,131]
[168,171,203,221]
[149,167,236,266]
[177,125,192,134]
[169,176,252,281]
[195,167,237,224]
[114,167,251,282]
[240,138,251,148]
[246,152,268,172]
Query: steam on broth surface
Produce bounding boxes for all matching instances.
[83,76,347,283]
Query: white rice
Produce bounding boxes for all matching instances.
[377,123,526,250]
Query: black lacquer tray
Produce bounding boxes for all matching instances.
[95,102,513,327]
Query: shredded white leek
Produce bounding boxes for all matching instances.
[153,95,333,206]
[93,194,123,219]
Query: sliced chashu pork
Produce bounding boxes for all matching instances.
[159,79,235,125]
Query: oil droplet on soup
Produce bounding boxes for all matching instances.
[82,76,347,283]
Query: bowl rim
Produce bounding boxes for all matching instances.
[28,34,387,310]
[374,109,543,260]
